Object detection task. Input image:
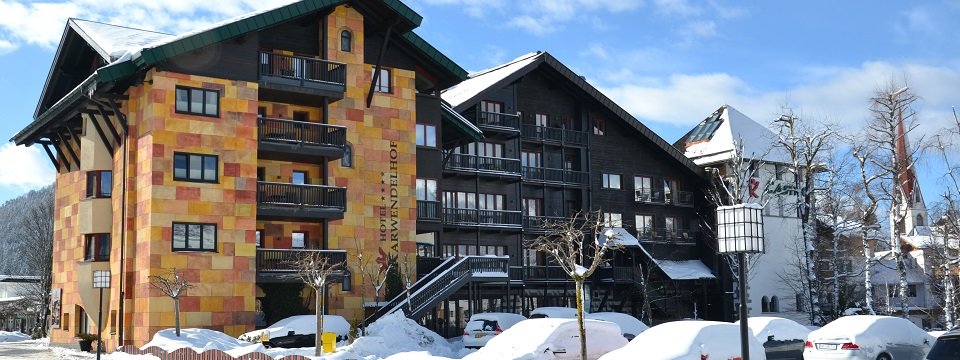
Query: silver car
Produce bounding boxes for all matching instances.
[804,315,934,360]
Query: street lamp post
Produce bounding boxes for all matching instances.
[717,203,765,360]
[92,270,110,360]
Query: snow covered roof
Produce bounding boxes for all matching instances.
[598,227,641,248]
[676,105,789,165]
[0,275,40,283]
[442,52,541,109]
[637,244,715,280]
[69,18,173,61]
[871,250,929,283]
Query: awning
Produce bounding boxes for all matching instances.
[637,243,716,280]
[598,227,640,247]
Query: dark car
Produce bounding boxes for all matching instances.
[928,328,960,359]
[240,315,350,349]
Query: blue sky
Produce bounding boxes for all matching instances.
[0,0,958,205]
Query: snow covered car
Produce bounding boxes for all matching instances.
[464,318,627,360]
[462,312,527,348]
[584,312,648,340]
[735,316,810,359]
[529,307,578,319]
[928,327,960,359]
[239,315,350,348]
[804,315,934,360]
[600,320,766,360]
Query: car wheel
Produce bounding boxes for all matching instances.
[876,353,892,360]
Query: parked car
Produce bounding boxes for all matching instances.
[464,318,627,360]
[927,327,960,359]
[584,312,648,340]
[600,320,766,360]
[462,312,527,349]
[239,315,351,348]
[804,315,934,360]
[735,317,811,360]
[529,307,578,319]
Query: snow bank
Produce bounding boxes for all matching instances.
[600,321,766,360]
[806,315,934,358]
[465,318,626,360]
[0,331,30,342]
[736,316,811,342]
[239,315,350,342]
[334,312,459,359]
[142,328,266,357]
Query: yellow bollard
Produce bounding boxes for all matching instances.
[321,332,336,353]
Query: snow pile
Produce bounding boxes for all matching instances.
[0,331,30,342]
[600,321,765,360]
[736,316,811,342]
[806,315,934,358]
[239,315,350,342]
[465,318,626,360]
[335,312,460,359]
[142,328,265,357]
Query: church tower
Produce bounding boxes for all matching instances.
[894,108,928,237]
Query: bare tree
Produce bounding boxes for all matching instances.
[851,139,883,315]
[863,81,921,318]
[927,107,960,327]
[17,188,54,337]
[289,252,344,356]
[526,210,621,360]
[148,269,192,337]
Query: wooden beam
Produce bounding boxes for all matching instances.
[52,136,73,172]
[106,99,128,134]
[84,113,114,153]
[366,21,395,108]
[56,130,79,171]
[37,140,61,172]
[89,107,122,144]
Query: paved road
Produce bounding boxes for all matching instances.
[0,342,58,359]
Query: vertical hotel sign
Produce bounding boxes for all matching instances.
[379,141,401,259]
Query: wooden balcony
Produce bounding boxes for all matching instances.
[417,200,441,221]
[522,215,568,233]
[444,153,521,177]
[474,110,520,136]
[256,248,347,283]
[521,166,589,187]
[521,124,588,146]
[509,265,636,284]
[258,52,347,103]
[635,227,699,243]
[257,181,346,221]
[257,117,346,162]
[442,208,523,229]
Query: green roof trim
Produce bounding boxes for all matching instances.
[441,102,482,142]
[401,32,467,81]
[383,0,422,27]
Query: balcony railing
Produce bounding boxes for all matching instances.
[256,248,347,274]
[523,215,568,231]
[417,200,441,221]
[635,227,699,242]
[258,52,347,87]
[476,110,520,132]
[257,182,346,210]
[522,166,588,186]
[445,153,521,175]
[442,208,523,227]
[258,117,347,148]
[521,125,588,146]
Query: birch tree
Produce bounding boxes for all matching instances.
[289,252,345,356]
[851,139,883,315]
[526,211,621,360]
[148,269,192,337]
[928,107,960,327]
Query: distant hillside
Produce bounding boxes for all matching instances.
[0,185,53,275]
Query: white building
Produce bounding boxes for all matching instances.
[675,105,807,323]
[0,275,40,333]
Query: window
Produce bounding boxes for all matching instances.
[908,284,917,297]
[443,191,503,210]
[341,144,353,167]
[84,234,110,261]
[292,171,308,185]
[770,296,780,312]
[292,232,306,248]
[663,179,675,204]
[480,101,504,125]
[257,167,265,182]
[634,176,652,202]
[917,214,925,226]
[593,118,605,135]
[442,244,506,257]
[86,170,112,198]
[535,113,548,127]
[522,198,540,216]
[373,68,391,93]
[475,142,503,158]
[665,216,681,239]
[416,243,435,257]
[480,100,503,114]
[761,296,770,312]
[521,151,541,168]
[293,111,309,122]
[173,153,218,183]
[255,230,263,247]
[603,213,623,228]
[416,178,437,201]
[602,173,621,189]
[172,222,217,252]
[341,270,352,292]
[635,215,654,238]
[257,107,267,118]
[175,86,219,117]
[524,248,539,266]
[416,124,437,147]
[477,193,504,210]
[340,30,352,52]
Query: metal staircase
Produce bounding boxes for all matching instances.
[364,256,509,324]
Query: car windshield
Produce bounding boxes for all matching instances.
[529,314,547,319]
[928,337,960,359]
[467,319,498,332]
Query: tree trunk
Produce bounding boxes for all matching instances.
[316,286,324,357]
[575,279,587,360]
[896,251,909,318]
[862,233,876,315]
[944,275,954,329]
[174,297,181,337]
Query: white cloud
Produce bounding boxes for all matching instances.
[654,0,702,17]
[0,143,55,190]
[597,61,960,143]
